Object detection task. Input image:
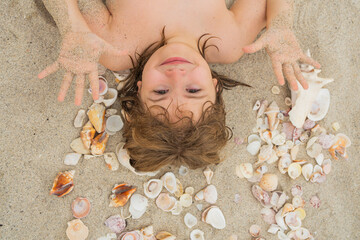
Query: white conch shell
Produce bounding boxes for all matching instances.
[144,179,163,199]
[308,88,331,121]
[289,53,334,128]
[203,167,213,184]
[161,172,177,194]
[190,229,205,240]
[184,213,197,228]
[129,194,148,219]
[201,206,226,229]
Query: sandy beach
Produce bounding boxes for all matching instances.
[0,0,359,239]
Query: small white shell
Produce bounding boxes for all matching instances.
[267,224,282,234]
[291,185,303,197]
[302,163,313,181]
[161,172,177,194]
[203,185,218,204]
[180,194,193,207]
[306,137,318,149]
[313,165,323,174]
[156,193,176,212]
[70,138,91,155]
[105,115,123,135]
[322,159,332,174]
[285,212,302,230]
[195,190,204,201]
[202,206,226,229]
[249,224,261,237]
[288,163,302,179]
[203,167,213,184]
[307,88,331,122]
[290,145,299,160]
[271,86,280,95]
[74,109,86,128]
[307,143,322,158]
[278,153,292,174]
[104,152,119,171]
[247,141,261,156]
[190,229,205,240]
[144,179,163,199]
[196,203,203,211]
[332,122,340,131]
[102,88,118,107]
[179,165,189,176]
[292,196,305,208]
[315,153,324,165]
[184,213,197,228]
[261,208,276,225]
[272,133,286,146]
[253,100,261,111]
[171,201,183,215]
[257,100,269,118]
[64,153,82,166]
[275,208,288,231]
[129,194,148,219]
[185,187,194,196]
[238,163,253,179]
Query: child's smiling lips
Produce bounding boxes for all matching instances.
[161,57,192,65]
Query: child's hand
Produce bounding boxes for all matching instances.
[242,27,321,91]
[38,31,127,105]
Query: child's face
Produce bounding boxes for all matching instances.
[138,42,217,122]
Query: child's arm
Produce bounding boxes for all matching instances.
[242,0,321,90]
[38,0,126,105]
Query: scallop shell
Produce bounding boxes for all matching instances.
[105,115,123,135]
[87,103,106,133]
[64,153,82,166]
[259,173,278,192]
[302,163,313,181]
[190,229,205,240]
[179,165,189,176]
[287,163,302,179]
[171,201,183,215]
[71,197,91,219]
[203,167,213,184]
[144,179,163,199]
[257,100,269,118]
[109,183,137,207]
[66,219,89,240]
[91,132,109,156]
[155,231,176,240]
[201,206,226,229]
[70,138,91,155]
[261,208,276,224]
[119,231,142,240]
[50,170,75,197]
[74,109,86,128]
[184,213,197,228]
[285,212,302,230]
[104,152,119,171]
[180,193,193,207]
[104,214,127,234]
[252,185,272,207]
[129,194,148,219]
[237,163,253,179]
[156,193,176,212]
[203,185,218,204]
[80,121,96,149]
[308,88,331,122]
[249,224,261,237]
[161,172,177,194]
[265,101,280,131]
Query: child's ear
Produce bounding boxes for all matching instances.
[212,78,219,92]
[137,81,142,92]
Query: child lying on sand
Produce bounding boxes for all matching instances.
[39,0,320,173]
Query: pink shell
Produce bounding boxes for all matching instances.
[292,128,303,142]
[252,185,271,207]
[291,185,303,197]
[71,197,91,219]
[282,122,295,140]
[105,215,127,234]
[303,119,316,130]
[310,196,321,208]
[318,134,335,149]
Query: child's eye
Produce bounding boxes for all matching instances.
[187,89,200,93]
[154,90,169,95]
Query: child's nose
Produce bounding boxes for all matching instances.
[165,68,186,77]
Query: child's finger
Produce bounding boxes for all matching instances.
[242,37,266,54]
[38,61,60,79]
[88,70,99,101]
[75,74,85,106]
[58,71,73,102]
[103,41,128,56]
[300,54,321,69]
[292,63,308,89]
[283,63,298,91]
[272,61,285,85]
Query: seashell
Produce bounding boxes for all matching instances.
[271,191,289,211]
[271,86,280,95]
[196,203,203,211]
[313,164,323,174]
[285,97,292,106]
[71,197,91,219]
[257,144,273,164]
[249,224,261,237]
[105,115,123,135]
[185,187,195,195]
[66,219,89,240]
[277,231,289,240]
[307,143,322,158]
[71,138,91,155]
[260,130,272,144]
[261,208,276,224]
[109,183,136,207]
[278,153,292,174]
[161,172,177,194]
[184,213,197,228]
[104,214,126,234]
[74,109,86,128]
[267,149,279,164]
[286,140,294,149]
[299,131,311,143]
[156,193,176,212]
[291,185,303,197]
[100,88,118,107]
[295,227,311,239]
[104,152,119,171]
[179,165,189,176]
[174,179,184,198]
[203,185,218,204]
[140,225,156,240]
[97,233,117,240]
[332,122,340,131]
[293,208,306,220]
[246,141,261,156]
[252,185,272,207]
[310,195,321,208]
[303,119,316,130]
[292,128,303,142]
[247,171,263,183]
[306,137,318,149]
[237,163,253,179]
[288,61,334,128]
[259,173,278,192]
[202,206,226,229]
[155,231,176,240]
[253,100,261,111]
[91,132,109,156]
[265,101,280,131]
[285,212,302,230]
[255,165,268,175]
[301,163,313,181]
[272,133,286,146]
[322,159,332,174]
[195,190,204,201]
[203,167,214,184]
[171,201,183,215]
[267,224,282,234]
[50,170,75,197]
[119,231,142,240]
[105,108,118,118]
[87,103,106,133]
[282,122,295,140]
[292,196,305,208]
[277,112,284,121]
[309,172,326,183]
[80,121,96,150]
[234,194,241,204]
[329,133,351,160]
[275,208,288,231]
[288,163,302,179]
[190,229,205,240]
[315,153,324,165]
[257,100,269,118]
[281,203,295,216]
[64,153,82,166]
[115,143,159,176]
[180,193,193,207]
[144,179,163,199]
[308,88,331,122]
[129,194,148,219]
[83,154,95,160]
[290,145,299,160]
